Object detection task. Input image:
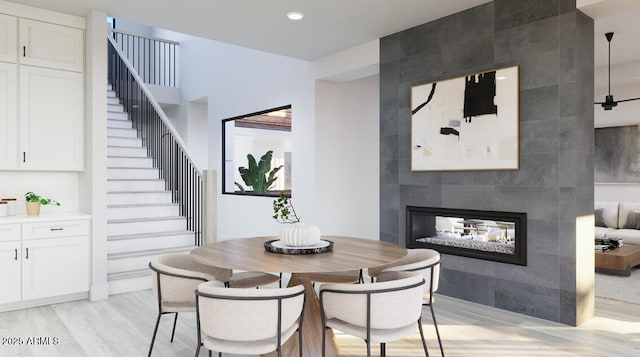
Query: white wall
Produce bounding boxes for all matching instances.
[151,27,381,241]
[187,100,208,169]
[153,30,315,240]
[315,75,380,239]
[83,9,109,301]
[594,63,640,202]
[0,172,80,215]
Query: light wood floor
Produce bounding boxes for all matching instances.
[0,290,639,357]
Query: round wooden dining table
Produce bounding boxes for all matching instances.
[190,235,407,357]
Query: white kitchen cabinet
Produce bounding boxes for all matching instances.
[21,236,89,300]
[0,217,90,309]
[0,14,17,63]
[0,241,21,304]
[0,62,18,169]
[19,65,84,171]
[0,13,85,172]
[19,18,84,72]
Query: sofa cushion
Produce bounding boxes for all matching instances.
[604,229,640,245]
[594,209,605,227]
[595,201,619,228]
[623,210,640,229]
[595,226,615,239]
[618,202,640,229]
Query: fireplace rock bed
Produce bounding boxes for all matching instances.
[416,236,515,254]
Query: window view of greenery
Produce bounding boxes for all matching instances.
[223,106,292,197]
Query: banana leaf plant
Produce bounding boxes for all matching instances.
[235,150,283,193]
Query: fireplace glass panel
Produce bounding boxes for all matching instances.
[407,206,527,265]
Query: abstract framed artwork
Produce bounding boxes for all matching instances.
[594,125,640,182]
[411,66,520,171]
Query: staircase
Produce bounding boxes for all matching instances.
[106,85,196,295]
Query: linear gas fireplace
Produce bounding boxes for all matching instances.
[407,206,527,265]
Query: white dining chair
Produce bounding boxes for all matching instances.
[195,282,306,357]
[147,253,280,356]
[148,253,226,357]
[376,249,444,356]
[319,271,427,357]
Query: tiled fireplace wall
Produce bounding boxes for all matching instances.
[379,0,594,325]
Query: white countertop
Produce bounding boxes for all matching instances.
[0,213,91,224]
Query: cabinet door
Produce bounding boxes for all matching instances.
[0,241,21,304]
[19,19,83,72]
[0,62,17,169]
[0,14,17,63]
[19,66,84,171]
[22,236,89,300]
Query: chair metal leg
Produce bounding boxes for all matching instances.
[208,350,212,357]
[429,305,444,357]
[170,313,178,343]
[298,327,303,357]
[218,352,221,357]
[322,325,327,357]
[418,318,430,357]
[366,339,371,357]
[148,313,162,357]
[380,342,386,357]
[194,344,200,357]
[279,272,283,288]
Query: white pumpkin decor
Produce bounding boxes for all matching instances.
[273,193,322,247]
[280,222,321,247]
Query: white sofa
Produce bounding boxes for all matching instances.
[595,201,640,245]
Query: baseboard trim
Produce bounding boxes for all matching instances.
[90,283,109,301]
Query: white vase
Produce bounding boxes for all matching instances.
[280,223,321,247]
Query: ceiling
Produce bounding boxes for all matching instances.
[7,0,492,61]
[6,0,639,87]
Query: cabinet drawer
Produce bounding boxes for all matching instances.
[0,224,20,242]
[22,220,89,240]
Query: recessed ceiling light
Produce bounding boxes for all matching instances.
[496,76,507,80]
[287,11,304,21]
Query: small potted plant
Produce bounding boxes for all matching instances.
[24,192,60,216]
[273,192,320,247]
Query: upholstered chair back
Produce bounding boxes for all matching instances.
[380,249,441,299]
[320,272,424,330]
[150,253,229,310]
[196,282,305,342]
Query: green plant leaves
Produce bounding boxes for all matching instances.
[272,192,300,223]
[24,191,61,206]
[237,150,283,193]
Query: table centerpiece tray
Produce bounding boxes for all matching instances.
[264,239,334,255]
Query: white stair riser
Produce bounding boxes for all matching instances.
[107,219,187,236]
[107,91,116,98]
[107,205,180,220]
[108,168,158,180]
[108,137,142,147]
[107,97,120,105]
[108,111,128,120]
[108,275,151,295]
[107,119,132,129]
[108,192,172,205]
[108,128,138,138]
[107,146,146,157]
[108,233,194,254]
[107,180,165,191]
[107,104,124,112]
[107,157,153,168]
[108,255,152,274]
